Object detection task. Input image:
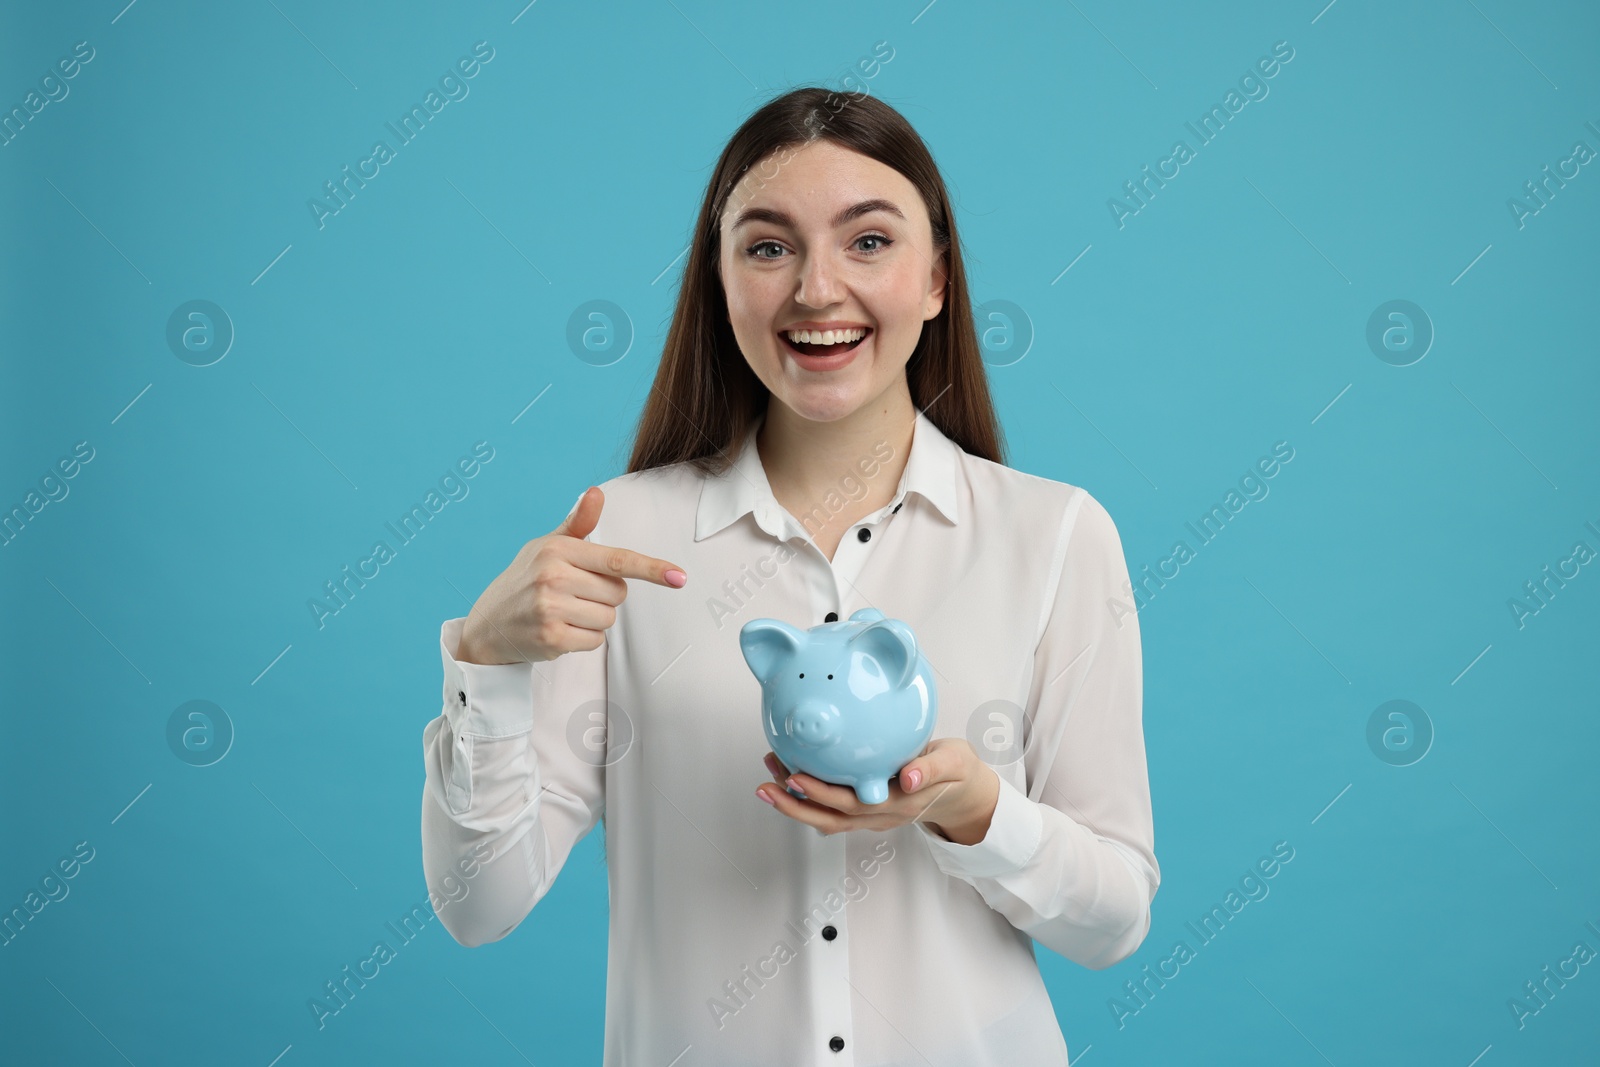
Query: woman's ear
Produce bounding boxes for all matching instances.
[924,252,947,321]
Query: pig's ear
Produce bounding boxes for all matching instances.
[739,619,805,683]
[849,619,918,690]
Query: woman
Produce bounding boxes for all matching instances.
[421,86,1158,1066]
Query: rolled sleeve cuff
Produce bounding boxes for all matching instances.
[917,771,1043,880]
[440,617,534,739]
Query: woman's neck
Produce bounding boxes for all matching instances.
[755,388,917,525]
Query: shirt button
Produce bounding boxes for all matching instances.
[822,925,837,940]
[857,528,871,542]
[457,690,466,705]
[829,1036,845,1052]
[824,612,838,623]
[893,502,902,513]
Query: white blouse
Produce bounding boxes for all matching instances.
[420,406,1159,1066]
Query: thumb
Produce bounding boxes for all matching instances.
[555,485,603,540]
[899,739,944,793]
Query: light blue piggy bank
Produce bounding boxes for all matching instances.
[739,607,937,805]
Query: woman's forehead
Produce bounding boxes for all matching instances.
[723,143,923,230]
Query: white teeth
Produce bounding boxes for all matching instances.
[784,327,867,345]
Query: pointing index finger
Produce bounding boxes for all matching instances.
[570,538,687,588]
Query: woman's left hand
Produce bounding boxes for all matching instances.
[757,739,1000,845]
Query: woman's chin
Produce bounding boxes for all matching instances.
[768,385,866,424]
[754,353,906,424]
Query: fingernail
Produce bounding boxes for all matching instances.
[664,569,687,588]
[566,488,588,521]
[904,769,921,791]
[756,787,776,806]
[785,778,807,799]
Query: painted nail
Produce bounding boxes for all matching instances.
[664,569,687,588]
[904,769,922,791]
[756,788,776,806]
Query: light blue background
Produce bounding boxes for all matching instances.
[3,1,1597,1064]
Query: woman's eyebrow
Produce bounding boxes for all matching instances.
[731,198,906,232]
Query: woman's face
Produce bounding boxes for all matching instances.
[718,138,947,425]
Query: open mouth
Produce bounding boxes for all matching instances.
[779,327,872,358]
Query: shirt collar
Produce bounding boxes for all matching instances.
[695,407,961,543]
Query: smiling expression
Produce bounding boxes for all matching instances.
[718,138,947,424]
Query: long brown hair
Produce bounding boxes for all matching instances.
[624,86,1006,477]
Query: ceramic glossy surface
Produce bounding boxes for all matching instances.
[739,607,938,805]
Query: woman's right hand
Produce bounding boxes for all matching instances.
[455,486,688,665]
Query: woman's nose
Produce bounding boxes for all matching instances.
[795,254,845,307]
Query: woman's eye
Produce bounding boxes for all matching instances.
[745,234,892,260]
[746,240,786,260]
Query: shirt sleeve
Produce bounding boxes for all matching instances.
[915,489,1159,970]
[420,615,608,948]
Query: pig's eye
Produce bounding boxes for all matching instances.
[827,674,833,679]
[799,673,804,678]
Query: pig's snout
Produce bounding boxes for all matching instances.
[785,702,841,748]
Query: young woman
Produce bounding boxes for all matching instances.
[421,86,1158,1066]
